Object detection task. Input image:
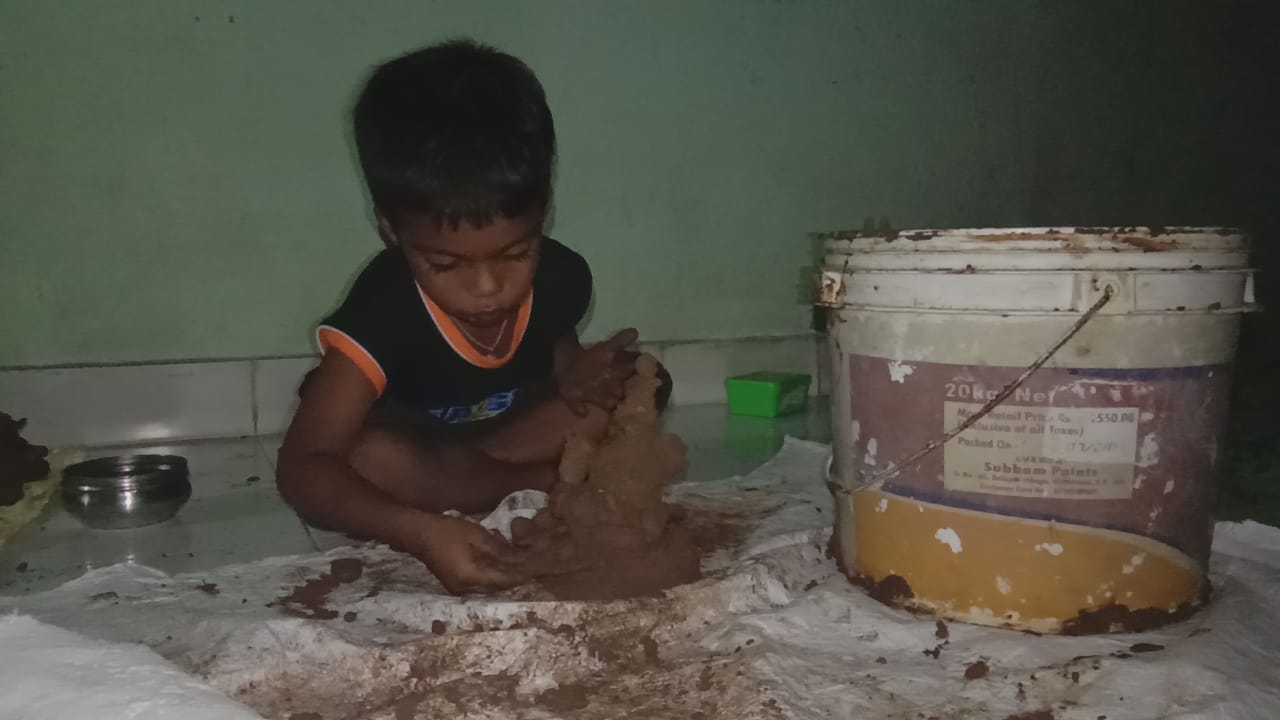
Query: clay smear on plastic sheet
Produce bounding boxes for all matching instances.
[4,441,1280,718]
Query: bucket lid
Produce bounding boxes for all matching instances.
[819,227,1250,272]
[816,227,1256,313]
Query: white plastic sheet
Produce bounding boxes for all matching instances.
[0,614,261,720]
[2,438,1278,719]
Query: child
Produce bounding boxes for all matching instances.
[277,40,667,595]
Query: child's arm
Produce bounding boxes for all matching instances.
[277,353,403,537]
[276,352,525,593]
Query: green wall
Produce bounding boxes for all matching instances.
[1,1,1271,366]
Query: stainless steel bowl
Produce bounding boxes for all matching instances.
[61,455,191,530]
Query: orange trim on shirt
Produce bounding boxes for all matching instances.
[418,289,533,369]
[316,326,387,396]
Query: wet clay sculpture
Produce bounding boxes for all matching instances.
[510,354,701,600]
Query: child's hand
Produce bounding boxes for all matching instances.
[406,514,528,595]
[556,329,640,416]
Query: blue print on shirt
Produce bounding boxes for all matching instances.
[427,390,518,424]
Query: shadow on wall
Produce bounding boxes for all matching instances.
[1021,1,1279,362]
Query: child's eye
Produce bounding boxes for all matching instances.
[417,254,459,273]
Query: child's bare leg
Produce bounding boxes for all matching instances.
[473,397,609,465]
[344,367,672,518]
[349,423,556,516]
[476,364,673,464]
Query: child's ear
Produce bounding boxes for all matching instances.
[375,212,399,249]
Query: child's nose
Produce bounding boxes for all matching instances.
[470,264,501,297]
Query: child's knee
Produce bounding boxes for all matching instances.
[349,426,429,495]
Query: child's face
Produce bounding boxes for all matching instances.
[382,211,543,328]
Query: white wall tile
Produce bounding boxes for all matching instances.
[0,336,821,446]
[252,357,316,436]
[658,335,820,407]
[0,362,254,448]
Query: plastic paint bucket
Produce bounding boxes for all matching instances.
[817,227,1257,634]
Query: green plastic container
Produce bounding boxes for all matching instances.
[725,372,812,417]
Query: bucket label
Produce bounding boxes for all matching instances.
[846,354,1232,561]
[943,402,1139,499]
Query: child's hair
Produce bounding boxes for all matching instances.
[353,39,556,229]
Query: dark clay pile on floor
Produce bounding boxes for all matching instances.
[0,412,49,506]
[511,353,702,600]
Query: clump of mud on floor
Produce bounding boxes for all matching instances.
[274,558,365,619]
[0,412,50,506]
[511,353,701,600]
[854,572,916,608]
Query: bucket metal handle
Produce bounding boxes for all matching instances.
[829,286,1115,497]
